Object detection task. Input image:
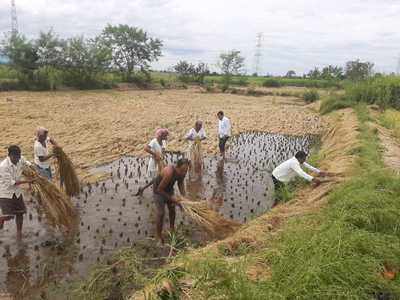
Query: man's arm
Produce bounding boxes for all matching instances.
[291,161,314,182]
[303,162,321,174]
[177,178,186,197]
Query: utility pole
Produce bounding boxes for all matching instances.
[11,0,18,36]
[254,33,263,76]
[397,54,400,75]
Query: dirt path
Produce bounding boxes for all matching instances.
[131,108,359,299]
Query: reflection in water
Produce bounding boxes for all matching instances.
[0,132,317,298]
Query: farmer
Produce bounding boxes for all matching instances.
[185,120,207,174]
[0,145,33,240]
[153,158,189,244]
[272,151,330,193]
[34,127,58,180]
[135,128,169,196]
[217,111,231,160]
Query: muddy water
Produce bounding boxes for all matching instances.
[0,132,317,298]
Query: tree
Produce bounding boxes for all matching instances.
[35,30,65,68]
[307,67,321,79]
[62,36,112,88]
[218,50,245,86]
[345,60,374,81]
[101,24,162,81]
[174,61,209,83]
[1,34,38,71]
[320,65,344,80]
[286,70,296,78]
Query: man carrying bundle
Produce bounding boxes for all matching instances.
[271,151,331,198]
[0,146,33,240]
[34,127,58,180]
[185,120,207,175]
[135,128,169,196]
[217,111,231,160]
[153,158,189,244]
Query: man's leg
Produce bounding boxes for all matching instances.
[154,194,166,243]
[16,213,23,240]
[167,201,176,233]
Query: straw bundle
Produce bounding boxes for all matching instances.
[190,139,203,172]
[22,165,75,229]
[178,197,241,238]
[53,146,80,197]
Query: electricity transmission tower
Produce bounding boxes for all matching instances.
[397,54,400,75]
[254,33,263,76]
[11,0,18,36]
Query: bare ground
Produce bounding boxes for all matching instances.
[0,88,324,180]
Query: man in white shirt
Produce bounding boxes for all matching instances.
[135,128,169,196]
[217,111,231,160]
[34,127,57,180]
[186,120,207,174]
[272,151,330,192]
[0,145,33,239]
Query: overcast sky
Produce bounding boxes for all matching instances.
[1,0,399,75]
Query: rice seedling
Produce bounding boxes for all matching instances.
[22,165,75,230]
[178,197,241,239]
[53,146,80,197]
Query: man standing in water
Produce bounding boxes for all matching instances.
[135,128,169,196]
[0,146,33,240]
[272,151,330,194]
[34,127,58,180]
[217,111,231,160]
[153,158,189,244]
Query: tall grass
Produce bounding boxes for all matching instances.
[379,109,400,141]
[346,76,400,109]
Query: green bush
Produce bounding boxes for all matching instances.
[303,89,320,103]
[262,78,282,87]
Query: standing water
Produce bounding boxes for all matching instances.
[0,132,317,298]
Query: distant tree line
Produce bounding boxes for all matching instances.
[0,24,162,90]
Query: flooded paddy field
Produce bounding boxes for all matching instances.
[0,132,317,298]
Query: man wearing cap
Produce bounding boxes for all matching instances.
[0,146,33,239]
[34,127,57,180]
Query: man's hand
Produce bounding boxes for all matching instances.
[170,196,183,209]
[312,178,321,187]
[154,152,162,161]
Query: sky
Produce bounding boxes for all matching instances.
[0,0,399,75]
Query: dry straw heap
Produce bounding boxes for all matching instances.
[53,146,80,197]
[178,197,241,239]
[22,165,75,230]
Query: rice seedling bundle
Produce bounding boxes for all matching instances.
[178,197,241,238]
[22,165,75,230]
[53,146,80,197]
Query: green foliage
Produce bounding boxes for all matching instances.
[379,109,400,141]
[346,76,400,109]
[303,89,320,103]
[218,50,245,88]
[319,94,352,115]
[174,60,209,84]
[262,78,282,87]
[345,59,374,81]
[101,24,162,81]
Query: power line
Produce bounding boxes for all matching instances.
[11,0,18,36]
[253,33,263,75]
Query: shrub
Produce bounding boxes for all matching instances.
[0,78,20,91]
[303,89,320,103]
[262,78,282,87]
